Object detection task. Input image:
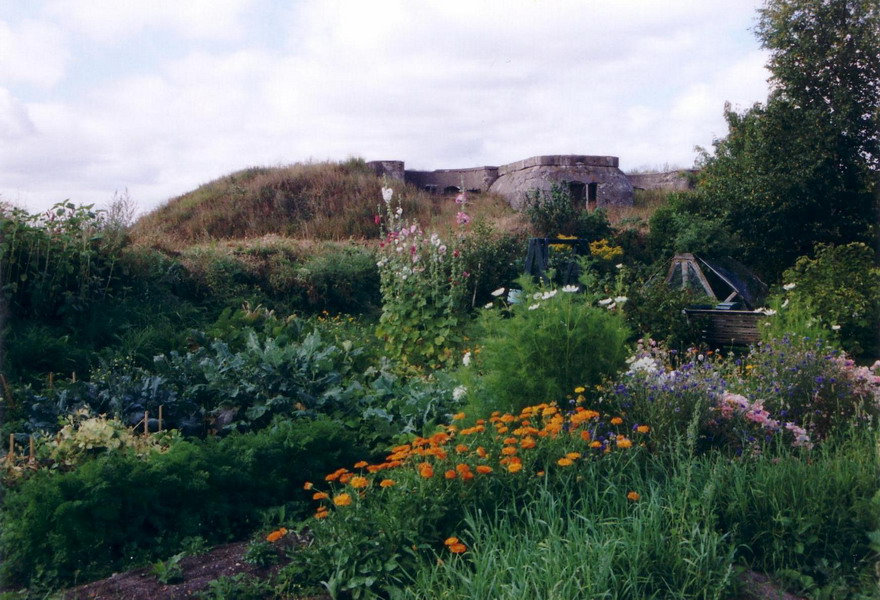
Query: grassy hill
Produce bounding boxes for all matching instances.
[131,158,522,250]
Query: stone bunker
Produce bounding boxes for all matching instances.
[368,155,635,209]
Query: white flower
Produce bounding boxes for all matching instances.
[430,233,440,246]
[615,263,623,269]
[541,290,558,300]
[462,352,472,366]
[484,302,494,309]
[782,299,789,308]
[438,244,447,254]
[626,356,661,376]
[607,303,616,310]
[382,186,393,203]
[395,207,403,216]
[561,285,578,293]
[598,298,613,306]
[453,386,468,401]
[783,283,796,291]
[831,324,841,331]
[532,292,543,300]
[528,303,541,310]
[614,296,628,304]
[491,287,506,297]
[760,308,777,316]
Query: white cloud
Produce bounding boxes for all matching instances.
[1,0,771,214]
[0,19,69,87]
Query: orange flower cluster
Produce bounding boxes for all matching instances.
[444,536,467,554]
[306,398,649,520]
[266,527,288,543]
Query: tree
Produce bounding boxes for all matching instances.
[695,0,879,280]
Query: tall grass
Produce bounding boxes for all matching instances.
[131,159,522,249]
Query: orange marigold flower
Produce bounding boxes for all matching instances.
[580,430,591,442]
[500,414,516,423]
[349,476,369,489]
[590,441,602,448]
[496,426,509,434]
[456,463,471,474]
[476,419,486,425]
[444,536,459,546]
[520,437,536,449]
[461,470,474,481]
[503,437,518,445]
[418,463,434,478]
[616,438,633,449]
[445,469,457,479]
[312,491,329,500]
[452,412,466,420]
[354,460,369,468]
[303,481,314,490]
[507,462,523,473]
[637,425,650,434]
[536,470,546,476]
[333,493,352,507]
[455,444,469,453]
[566,452,580,460]
[339,473,353,484]
[379,479,396,488]
[314,510,329,519]
[627,491,640,502]
[542,406,558,417]
[476,447,487,458]
[449,543,467,554]
[557,457,574,467]
[476,465,492,474]
[266,527,288,543]
[610,417,623,425]
[501,446,518,456]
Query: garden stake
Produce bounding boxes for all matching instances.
[7,433,13,463]
[144,411,149,436]
[72,371,77,383]
[48,372,53,390]
[29,436,34,462]
[158,405,163,432]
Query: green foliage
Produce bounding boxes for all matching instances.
[0,417,365,588]
[524,182,613,239]
[471,278,630,413]
[781,243,880,356]
[457,221,524,309]
[150,551,186,584]
[375,186,468,370]
[298,246,380,314]
[197,574,272,600]
[646,191,738,260]
[619,263,711,350]
[242,540,279,568]
[694,0,879,280]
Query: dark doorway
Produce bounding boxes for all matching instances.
[587,183,598,210]
[568,182,586,208]
[443,186,460,194]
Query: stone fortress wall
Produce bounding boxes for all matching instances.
[367,155,694,210]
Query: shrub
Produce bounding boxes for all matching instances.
[471,278,630,413]
[781,243,880,356]
[0,417,365,588]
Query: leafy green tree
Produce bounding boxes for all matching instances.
[696,0,879,279]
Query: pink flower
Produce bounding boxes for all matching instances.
[456,212,471,226]
[455,192,468,205]
[374,215,381,225]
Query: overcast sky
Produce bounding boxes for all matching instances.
[1,0,771,215]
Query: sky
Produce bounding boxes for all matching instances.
[0,0,772,216]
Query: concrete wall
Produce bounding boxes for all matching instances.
[366,160,405,182]
[490,155,633,209]
[405,166,499,193]
[627,169,697,191]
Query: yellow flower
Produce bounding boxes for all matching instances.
[349,476,369,489]
[565,452,580,460]
[379,479,396,488]
[574,386,585,394]
[610,417,623,425]
[507,462,523,473]
[636,425,650,434]
[616,438,633,449]
[557,458,574,467]
[627,491,640,502]
[333,493,352,507]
